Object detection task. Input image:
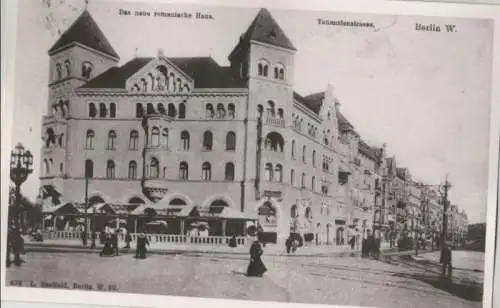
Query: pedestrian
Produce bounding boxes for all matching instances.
[81,229,87,247]
[285,235,292,254]
[6,226,13,267]
[349,235,356,250]
[361,231,368,257]
[112,229,119,256]
[366,230,374,257]
[135,233,149,259]
[90,231,97,249]
[11,227,24,266]
[373,232,381,259]
[440,242,453,280]
[228,234,238,248]
[246,240,267,277]
[125,232,132,249]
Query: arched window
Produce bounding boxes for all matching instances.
[99,103,107,118]
[136,103,144,118]
[312,150,317,167]
[279,68,285,80]
[290,169,295,186]
[161,128,168,147]
[44,159,50,175]
[257,60,269,77]
[257,104,264,118]
[158,103,166,115]
[82,62,93,79]
[301,173,306,188]
[64,60,71,76]
[264,132,284,152]
[110,103,116,118]
[56,63,62,79]
[291,205,298,218]
[84,159,93,178]
[216,103,225,119]
[179,161,189,180]
[228,103,235,118]
[225,162,235,181]
[129,130,139,150]
[305,207,312,220]
[291,140,296,159]
[181,131,190,151]
[264,163,273,181]
[203,131,213,151]
[205,104,214,118]
[107,130,117,150]
[106,160,115,178]
[226,131,236,151]
[163,167,167,178]
[85,130,95,149]
[275,164,283,182]
[147,103,155,115]
[277,108,284,119]
[168,103,176,117]
[202,162,211,180]
[302,145,307,163]
[274,67,279,79]
[267,101,275,118]
[45,128,56,147]
[311,176,316,192]
[178,102,186,119]
[128,161,137,179]
[58,134,64,147]
[149,157,159,178]
[151,127,160,146]
[89,103,97,118]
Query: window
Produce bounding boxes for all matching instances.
[291,205,298,218]
[163,167,167,178]
[82,62,93,79]
[168,103,176,117]
[275,164,283,182]
[257,60,269,77]
[202,162,211,180]
[128,161,137,179]
[106,160,115,178]
[85,159,93,178]
[203,131,213,151]
[265,163,273,181]
[58,134,64,147]
[267,101,275,118]
[129,130,139,150]
[56,63,62,79]
[274,64,285,80]
[181,131,190,151]
[321,185,329,196]
[274,67,279,79]
[225,162,235,181]
[85,130,95,149]
[311,176,316,192]
[43,159,50,175]
[291,140,296,159]
[205,104,214,118]
[110,103,116,118]
[64,60,71,76]
[89,103,97,118]
[151,127,159,147]
[301,173,306,188]
[302,145,307,163]
[99,103,107,118]
[290,169,295,186]
[161,128,168,147]
[305,207,312,220]
[277,108,284,119]
[147,103,155,115]
[107,130,117,150]
[226,132,236,151]
[179,161,189,180]
[216,103,225,119]
[257,104,264,118]
[158,103,166,115]
[178,103,186,119]
[136,103,144,118]
[279,68,285,80]
[228,103,235,118]
[312,150,317,167]
[149,158,159,178]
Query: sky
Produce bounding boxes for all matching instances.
[9,0,494,223]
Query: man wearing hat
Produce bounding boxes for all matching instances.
[440,241,453,279]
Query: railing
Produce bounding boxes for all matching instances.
[42,231,251,246]
[265,117,285,128]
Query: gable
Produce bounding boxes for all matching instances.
[126,57,194,94]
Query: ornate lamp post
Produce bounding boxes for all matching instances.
[10,143,34,231]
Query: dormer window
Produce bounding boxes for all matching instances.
[64,60,71,77]
[274,64,285,80]
[56,63,62,80]
[257,59,269,77]
[82,62,93,79]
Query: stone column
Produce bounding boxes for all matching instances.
[134,218,138,234]
[180,219,185,235]
[221,219,227,237]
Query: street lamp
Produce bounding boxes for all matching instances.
[10,143,34,231]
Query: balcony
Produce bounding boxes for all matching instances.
[142,178,168,202]
[265,117,285,128]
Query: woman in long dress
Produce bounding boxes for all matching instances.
[246,240,267,277]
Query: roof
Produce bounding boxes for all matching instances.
[358,140,381,161]
[80,57,247,89]
[230,8,296,58]
[48,10,119,59]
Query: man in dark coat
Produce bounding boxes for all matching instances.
[135,233,150,259]
[111,229,119,256]
[10,228,24,266]
[285,236,292,254]
[246,240,267,277]
[366,230,375,257]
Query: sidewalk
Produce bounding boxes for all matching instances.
[23,237,403,257]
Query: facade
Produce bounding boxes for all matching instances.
[39,7,468,245]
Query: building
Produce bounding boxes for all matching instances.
[39,8,390,244]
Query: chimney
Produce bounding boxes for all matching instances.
[157,48,165,58]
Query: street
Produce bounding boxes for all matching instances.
[5,250,483,308]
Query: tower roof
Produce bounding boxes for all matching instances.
[48,10,119,59]
[231,8,296,56]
